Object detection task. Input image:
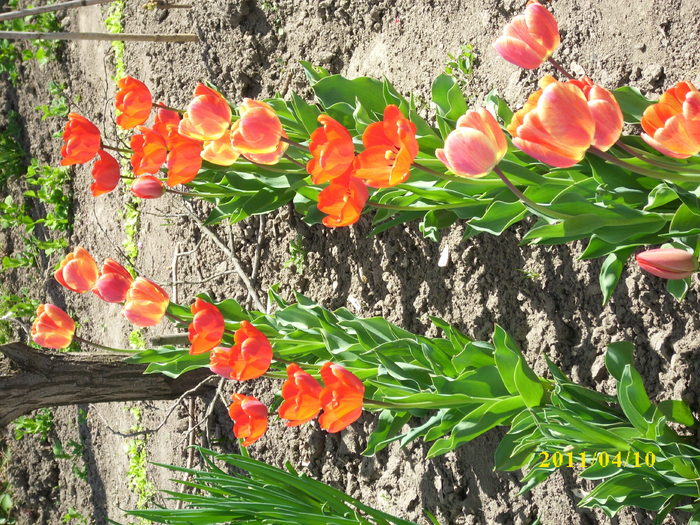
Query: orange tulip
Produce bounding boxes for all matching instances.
[166,129,203,186]
[437,109,508,178]
[93,259,133,303]
[635,248,697,280]
[241,130,289,165]
[507,76,595,168]
[307,115,356,184]
[493,0,560,70]
[130,126,167,175]
[153,105,181,146]
[123,277,169,327]
[115,76,153,130]
[31,304,75,349]
[90,150,120,197]
[317,171,368,228]
[279,363,322,427]
[131,175,165,199]
[209,321,273,381]
[355,105,418,188]
[60,113,101,166]
[179,84,231,141]
[188,298,225,355]
[201,129,240,166]
[318,362,364,433]
[567,76,623,151]
[54,247,99,293]
[228,393,268,446]
[230,99,283,154]
[641,81,700,159]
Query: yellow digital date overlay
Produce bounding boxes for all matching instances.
[536,450,657,469]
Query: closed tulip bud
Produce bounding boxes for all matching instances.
[130,175,165,199]
[228,393,268,446]
[209,321,273,381]
[230,99,283,154]
[317,172,368,228]
[93,259,133,303]
[279,363,323,427]
[60,113,101,166]
[31,304,76,349]
[493,0,560,70]
[115,76,152,130]
[355,105,418,188]
[307,115,356,184]
[188,298,225,355]
[635,248,697,280]
[201,129,240,166]
[90,150,120,197]
[55,247,99,293]
[437,108,508,178]
[319,362,364,433]
[641,81,700,159]
[166,129,203,186]
[130,126,167,175]
[123,277,169,327]
[179,84,232,141]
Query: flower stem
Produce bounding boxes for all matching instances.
[494,166,572,220]
[102,143,131,154]
[283,153,307,169]
[166,188,230,199]
[153,102,183,114]
[614,141,700,174]
[368,201,470,212]
[412,162,468,183]
[548,57,575,80]
[74,335,138,354]
[280,136,309,150]
[589,147,700,183]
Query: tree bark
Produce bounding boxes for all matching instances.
[0,342,212,427]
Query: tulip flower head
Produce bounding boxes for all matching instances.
[123,277,169,327]
[131,175,165,199]
[166,130,203,186]
[90,150,121,197]
[355,105,418,188]
[641,81,700,159]
[240,130,289,165]
[317,171,368,228]
[31,304,76,349]
[228,393,268,446]
[115,76,153,130]
[153,106,182,146]
[93,259,133,303]
[307,115,356,184]
[567,76,623,152]
[60,113,101,166]
[279,363,323,427]
[188,298,225,355]
[130,126,167,175]
[201,129,240,166]
[179,84,232,141]
[635,248,697,280]
[319,362,364,433]
[55,247,99,293]
[230,99,283,154]
[209,321,273,381]
[493,0,560,70]
[437,109,508,178]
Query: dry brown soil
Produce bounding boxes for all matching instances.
[1,1,699,524]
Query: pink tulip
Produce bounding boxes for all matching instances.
[131,175,165,199]
[635,248,697,280]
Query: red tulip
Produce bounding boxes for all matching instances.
[130,126,167,175]
[307,115,356,184]
[90,150,120,197]
[635,248,697,280]
[153,105,181,146]
[567,76,623,152]
[31,304,76,349]
[93,259,133,303]
[279,363,322,427]
[437,109,508,177]
[317,171,368,228]
[230,99,283,154]
[54,247,99,293]
[201,129,240,166]
[60,113,101,166]
[355,105,418,188]
[188,298,225,355]
[179,84,231,141]
[641,81,700,159]
[493,0,560,70]
[166,129,203,186]
[318,362,364,433]
[115,76,153,130]
[123,277,169,327]
[209,321,272,381]
[131,175,165,199]
[228,393,268,446]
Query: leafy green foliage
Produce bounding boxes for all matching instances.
[0,111,24,189]
[35,81,70,120]
[0,289,38,344]
[13,408,53,441]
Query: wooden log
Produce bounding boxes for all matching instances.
[0,0,114,22]
[0,31,199,42]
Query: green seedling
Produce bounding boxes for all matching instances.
[13,408,53,442]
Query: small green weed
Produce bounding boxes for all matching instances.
[125,406,156,510]
[35,81,70,120]
[444,44,477,90]
[52,439,88,481]
[283,234,307,274]
[61,508,87,525]
[0,289,38,344]
[0,111,24,188]
[13,408,53,441]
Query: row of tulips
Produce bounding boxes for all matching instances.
[29,252,700,519]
